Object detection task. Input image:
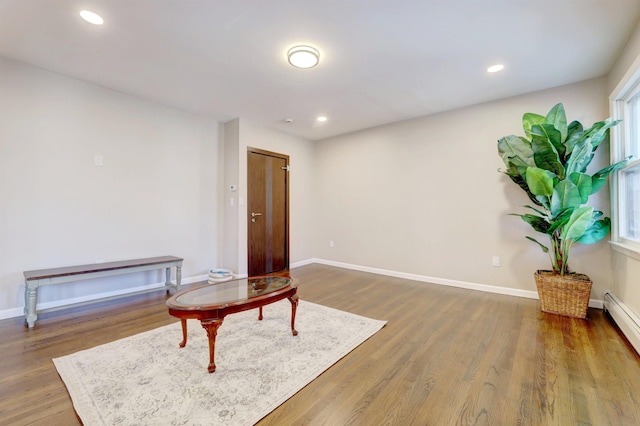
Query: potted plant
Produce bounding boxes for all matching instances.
[497,103,629,318]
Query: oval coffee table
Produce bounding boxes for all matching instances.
[166,275,298,373]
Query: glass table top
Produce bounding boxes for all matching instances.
[169,276,293,308]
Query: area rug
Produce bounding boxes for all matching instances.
[53,300,386,425]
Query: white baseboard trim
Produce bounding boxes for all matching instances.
[603,291,640,355]
[0,307,23,321]
[290,258,316,269]
[1,260,607,322]
[0,274,209,322]
[303,258,604,309]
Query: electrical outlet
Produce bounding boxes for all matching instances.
[492,256,501,267]
[329,240,334,248]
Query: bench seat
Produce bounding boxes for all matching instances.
[23,255,183,328]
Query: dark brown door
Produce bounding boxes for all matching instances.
[247,148,289,276]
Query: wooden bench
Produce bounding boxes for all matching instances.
[23,256,183,328]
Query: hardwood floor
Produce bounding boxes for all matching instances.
[1,264,639,425]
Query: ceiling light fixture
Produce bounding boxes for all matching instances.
[317,116,328,122]
[487,64,504,73]
[287,45,320,69]
[80,10,104,25]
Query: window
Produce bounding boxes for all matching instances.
[611,56,640,255]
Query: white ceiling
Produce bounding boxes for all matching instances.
[1,1,639,141]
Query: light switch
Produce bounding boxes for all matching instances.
[94,155,104,166]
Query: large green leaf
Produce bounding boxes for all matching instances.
[511,213,550,233]
[526,236,549,253]
[525,167,556,197]
[582,118,621,149]
[590,178,607,195]
[590,157,631,194]
[535,195,550,209]
[564,121,584,159]
[524,205,547,216]
[505,173,543,206]
[551,179,581,217]
[498,135,535,169]
[565,139,594,176]
[506,156,531,177]
[523,113,546,138]
[561,206,594,241]
[545,103,568,143]
[530,123,565,163]
[548,208,573,234]
[568,172,592,203]
[530,125,565,178]
[576,217,611,244]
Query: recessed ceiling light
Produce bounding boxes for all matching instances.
[287,46,320,69]
[317,116,328,122]
[80,10,104,25]
[487,64,504,73]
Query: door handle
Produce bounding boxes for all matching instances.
[251,212,262,217]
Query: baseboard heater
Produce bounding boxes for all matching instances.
[603,291,640,356]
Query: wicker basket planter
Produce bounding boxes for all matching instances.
[534,270,592,319]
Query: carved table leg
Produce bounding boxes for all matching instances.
[201,319,224,373]
[288,294,299,336]
[178,319,188,348]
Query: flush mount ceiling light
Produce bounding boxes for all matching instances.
[317,116,328,122]
[487,64,504,73]
[80,10,104,25]
[287,45,320,69]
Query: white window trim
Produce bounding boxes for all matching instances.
[610,52,640,256]
[610,240,640,261]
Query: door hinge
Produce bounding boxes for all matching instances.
[281,165,290,172]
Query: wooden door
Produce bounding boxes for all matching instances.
[247,148,289,276]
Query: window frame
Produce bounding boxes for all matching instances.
[610,53,640,260]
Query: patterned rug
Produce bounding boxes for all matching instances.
[53,300,386,425]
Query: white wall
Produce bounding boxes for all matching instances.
[222,118,315,276]
[2,34,631,320]
[608,21,640,317]
[222,119,241,274]
[314,78,614,299]
[0,57,221,316]
[609,22,640,95]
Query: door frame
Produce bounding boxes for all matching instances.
[247,147,290,274]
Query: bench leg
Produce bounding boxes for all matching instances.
[165,267,172,293]
[165,262,182,293]
[24,283,38,328]
[176,263,182,292]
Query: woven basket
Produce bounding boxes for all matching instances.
[534,270,592,319]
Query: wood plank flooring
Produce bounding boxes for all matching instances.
[1,264,639,425]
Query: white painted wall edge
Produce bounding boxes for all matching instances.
[0,274,209,321]
[292,258,604,310]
